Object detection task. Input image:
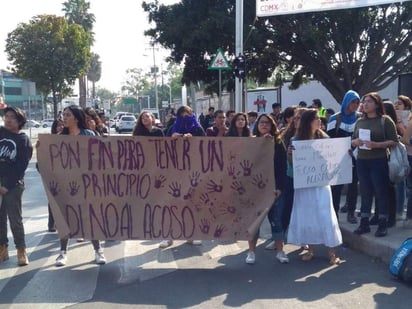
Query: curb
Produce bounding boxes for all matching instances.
[339,216,411,264]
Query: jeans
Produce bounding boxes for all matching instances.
[267,192,286,241]
[406,156,412,219]
[60,238,101,252]
[282,176,294,231]
[0,183,26,249]
[331,161,359,216]
[357,158,389,218]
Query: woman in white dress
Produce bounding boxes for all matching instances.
[287,109,342,265]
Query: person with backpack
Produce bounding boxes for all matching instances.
[352,92,398,237]
[327,90,361,224]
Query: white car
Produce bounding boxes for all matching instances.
[26,120,41,128]
[41,119,55,128]
[117,115,136,133]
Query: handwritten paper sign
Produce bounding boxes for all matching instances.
[37,135,275,240]
[292,137,352,189]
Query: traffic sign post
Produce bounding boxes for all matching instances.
[208,48,231,109]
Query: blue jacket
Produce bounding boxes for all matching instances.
[327,90,361,138]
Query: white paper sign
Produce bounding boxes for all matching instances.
[358,128,371,150]
[396,110,410,127]
[292,137,352,189]
[256,0,411,17]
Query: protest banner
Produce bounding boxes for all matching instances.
[292,137,352,189]
[37,135,275,241]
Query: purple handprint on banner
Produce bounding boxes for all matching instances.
[189,171,201,187]
[168,182,181,198]
[206,179,223,193]
[214,224,228,238]
[240,160,253,176]
[252,173,267,189]
[67,181,80,196]
[200,192,214,207]
[219,203,237,215]
[227,165,241,180]
[199,218,211,234]
[230,181,246,195]
[183,187,195,200]
[49,181,60,197]
[154,175,166,189]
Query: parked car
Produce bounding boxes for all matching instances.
[114,112,134,130]
[26,120,41,128]
[116,115,136,133]
[41,119,55,128]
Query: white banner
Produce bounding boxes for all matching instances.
[256,0,411,17]
[292,137,352,189]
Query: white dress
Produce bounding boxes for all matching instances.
[287,185,342,248]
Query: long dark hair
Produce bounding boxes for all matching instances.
[295,109,328,140]
[226,112,251,137]
[254,114,280,142]
[133,111,153,136]
[362,92,385,118]
[61,105,88,135]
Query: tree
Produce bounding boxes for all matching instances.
[63,0,95,107]
[121,68,151,96]
[6,14,91,118]
[143,0,412,103]
[87,52,102,100]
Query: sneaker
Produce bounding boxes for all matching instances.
[265,241,276,250]
[159,240,173,248]
[187,240,202,245]
[77,238,85,242]
[276,250,289,263]
[55,251,67,267]
[95,250,106,265]
[245,251,255,264]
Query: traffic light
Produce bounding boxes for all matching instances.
[232,54,246,80]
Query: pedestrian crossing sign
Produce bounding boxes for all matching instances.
[208,48,231,70]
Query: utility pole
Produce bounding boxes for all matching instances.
[235,0,244,112]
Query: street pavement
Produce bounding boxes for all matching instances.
[0,134,411,308]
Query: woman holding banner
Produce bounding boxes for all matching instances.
[133,111,164,137]
[54,105,107,267]
[160,106,204,248]
[246,114,287,264]
[287,109,342,265]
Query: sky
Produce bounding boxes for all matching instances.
[0,0,179,93]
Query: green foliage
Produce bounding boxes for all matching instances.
[143,1,412,102]
[6,14,91,118]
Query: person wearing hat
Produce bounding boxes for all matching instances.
[0,106,33,266]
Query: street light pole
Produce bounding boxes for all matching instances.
[152,44,159,112]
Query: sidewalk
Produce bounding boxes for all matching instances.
[339,213,411,264]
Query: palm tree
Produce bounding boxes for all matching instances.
[87,53,102,103]
[62,0,95,107]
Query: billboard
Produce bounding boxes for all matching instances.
[247,88,280,114]
[256,0,411,17]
